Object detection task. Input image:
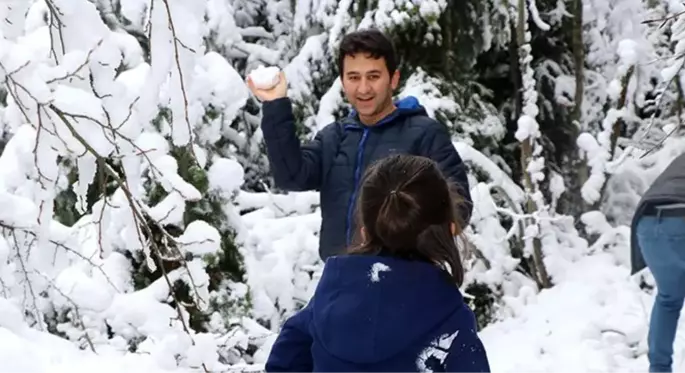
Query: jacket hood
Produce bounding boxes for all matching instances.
[344,95,428,127]
[309,254,466,364]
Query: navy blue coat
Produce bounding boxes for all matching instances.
[265,255,491,372]
[261,95,472,259]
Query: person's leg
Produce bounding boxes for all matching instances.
[637,215,685,372]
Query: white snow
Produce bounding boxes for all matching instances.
[481,252,651,372]
[0,0,684,372]
[208,157,245,195]
[216,141,678,373]
[315,78,344,130]
[248,65,282,90]
[527,0,551,31]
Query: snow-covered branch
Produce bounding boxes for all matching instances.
[510,0,551,289]
[0,0,258,369]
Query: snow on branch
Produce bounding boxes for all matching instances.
[580,2,685,205]
[509,0,551,289]
[633,1,685,157]
[0,0,257,370]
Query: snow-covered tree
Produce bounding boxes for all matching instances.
[1,0,685,370]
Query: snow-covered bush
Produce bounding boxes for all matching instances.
[0,2,529,364]
[1,0,685,371]
[0,0,264,369]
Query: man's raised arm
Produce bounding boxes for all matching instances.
[260,97,325,191]
[248,71,325,191]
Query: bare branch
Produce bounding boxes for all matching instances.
[159,0,198,162]
[0,221,122,292]
[44,0,67,64]
[48,103,209,372]
[45,39,104,85]
[10,230,43,331]
[33,270,97,353]
[642,9,685,28]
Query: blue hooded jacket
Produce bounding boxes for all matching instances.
[260,96,473,260]
[265,255,490,372]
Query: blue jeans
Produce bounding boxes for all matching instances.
[637,215,685,372]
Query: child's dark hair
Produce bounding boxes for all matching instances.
[337,28,398,75]
[348,154,466,286]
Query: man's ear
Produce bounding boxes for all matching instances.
[390,69,400,90]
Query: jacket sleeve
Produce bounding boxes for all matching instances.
[265,303,313,372]
[261,97,328,191]
[444,328,491,372]
[419,121,473,224]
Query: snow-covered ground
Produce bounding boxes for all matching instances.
[240,196,681,373]
[482,252,654,372]
[0,1,682,370]
[0,253,663,373]
[0,208,672,373]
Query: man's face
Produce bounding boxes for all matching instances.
[341,53,399,120]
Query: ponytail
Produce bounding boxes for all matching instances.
[347,155,466,286]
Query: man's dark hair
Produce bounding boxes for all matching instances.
[348,154,466,286]
[337,28,398,75]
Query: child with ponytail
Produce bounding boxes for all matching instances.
[266,154,490,372]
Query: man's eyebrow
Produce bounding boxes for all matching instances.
[346,69,382,75]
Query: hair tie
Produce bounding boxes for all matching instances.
[389,190,397,196]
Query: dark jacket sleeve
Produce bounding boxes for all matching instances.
[444,328,491,372]
[261,97,327,191]
[265,303,313,372]
[419,121,473,224]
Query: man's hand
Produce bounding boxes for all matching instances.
[247,71,288,102]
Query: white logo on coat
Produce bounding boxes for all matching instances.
[416,330,459,372]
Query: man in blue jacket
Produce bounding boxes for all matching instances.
[247,28,472,260]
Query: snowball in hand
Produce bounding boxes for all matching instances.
[248,66,281,90]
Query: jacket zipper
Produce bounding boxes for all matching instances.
[345,128,370,246]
